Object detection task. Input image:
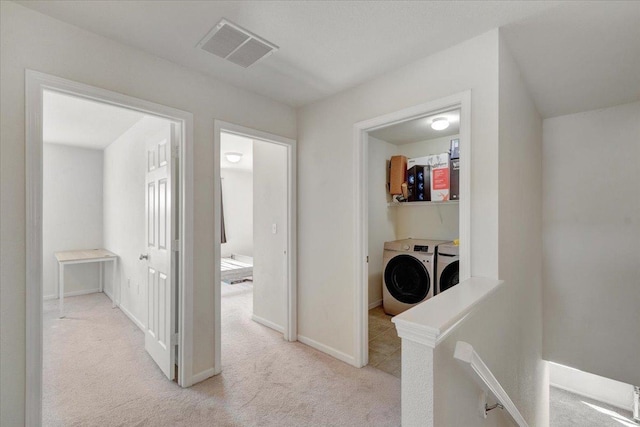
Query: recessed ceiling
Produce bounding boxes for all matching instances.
[502,1,640,118]
[221,132,253,171]
[43,90,145,149]
[17,0,562,108]
[369,110,460,145]
[19,2,639,117]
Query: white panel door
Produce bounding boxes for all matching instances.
[144,123,176,380]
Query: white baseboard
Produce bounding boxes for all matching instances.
[43,288,101,300]
[191,367,216,385]
[118,302,145,331]
[549,362,635,411]
[251,314,284,333]
[368,299,382,310]
[297,335,357,367]
[104,288,115,304]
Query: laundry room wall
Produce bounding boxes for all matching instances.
[367,135,397,307]
[103,115,169,330]
[1,2,296,419]
[543,100,640,386]
[394,134,460,241]
[297,28,547,425]
[297,29,501,372]
[42,143,104,299]
[252,140,288,331]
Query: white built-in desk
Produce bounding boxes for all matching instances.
[54,249,118,318]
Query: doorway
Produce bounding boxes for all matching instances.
[25,71,195,423]
[353,92,472,368]
[213,121,297,374]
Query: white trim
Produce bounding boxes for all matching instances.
[392,277,503,348]
[118,302,146,332]
[252,314,285,333]
[549,362,635,412]
[297,335,357,367]
[25,70,195,425]
[43,288,101,300]
[353,91,472,368]
[368,299,382,310]
[214,120,297,375]
[191,368,216,385]
[454,341,529,427]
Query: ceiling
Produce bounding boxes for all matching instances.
[501,1,640,118]
[221,132,253,171]
[369,110,460,145]
[43,90,145,149]
[21,1,640,117]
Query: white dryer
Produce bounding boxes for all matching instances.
[436,243,459,295]
[382,239,450,316]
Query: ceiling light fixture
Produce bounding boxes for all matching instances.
[431,118,450,131]
[225,152,243,163]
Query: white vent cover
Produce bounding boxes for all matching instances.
[197,19,278,68]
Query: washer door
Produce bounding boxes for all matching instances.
[439,260,459,293]
[384,254,430,304]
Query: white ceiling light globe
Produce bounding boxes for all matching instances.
[430,118,450,131]
[225,152,243,163]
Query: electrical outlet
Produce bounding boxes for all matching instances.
[272,223,277,234]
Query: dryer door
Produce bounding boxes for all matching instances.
[384,254,430,304]
[439,260,459,293]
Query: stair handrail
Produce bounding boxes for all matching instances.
[454,341,529,427]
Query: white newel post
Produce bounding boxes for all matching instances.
[400,338,435,426]
[391,277,505,427]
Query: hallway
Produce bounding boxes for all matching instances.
[43,287,400,426]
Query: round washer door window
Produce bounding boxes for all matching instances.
[439,260,459,293]
[384,254,430,304]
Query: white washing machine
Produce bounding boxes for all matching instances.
[382,239,450,315]
[436,243,459,295]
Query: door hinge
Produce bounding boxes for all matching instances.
[172,145,180,159]
[172,239,180,251]
[171,332,180,346]
[366,256,369,263]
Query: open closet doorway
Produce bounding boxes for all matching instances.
[353,92,472,371]
[25,71,195,424]
[213,121,297,375]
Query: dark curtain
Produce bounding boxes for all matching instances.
[220,181,227,244]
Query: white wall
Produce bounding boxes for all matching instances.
[43,144,104,299]
[252,140,288,330]
[0,3,296,422]
[431,34,546,427]
[367,136,397,306]
[297,29,500,366]
[103,116,169,330]
[395,134,460,241]
[543,100,640,386]
[221,169,253,258]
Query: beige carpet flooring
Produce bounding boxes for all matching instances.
[43,284,400,426]
[550,386,638,427]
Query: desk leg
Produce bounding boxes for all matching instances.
[59,263,65,318]
[112,259,117,309]
[100,262,104,293]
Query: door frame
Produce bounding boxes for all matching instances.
[25,70,195,424]
[213,120,297,374]
[352,91,472,367]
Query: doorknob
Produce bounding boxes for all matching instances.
[139,254,149,260]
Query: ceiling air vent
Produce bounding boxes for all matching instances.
[197,19,278,68]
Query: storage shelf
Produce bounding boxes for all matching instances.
[387,200,459,207]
